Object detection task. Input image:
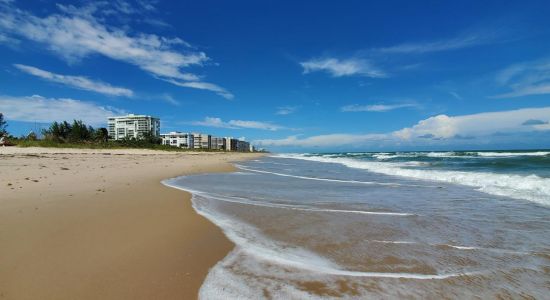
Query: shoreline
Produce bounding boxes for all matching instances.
[0,147,264,299]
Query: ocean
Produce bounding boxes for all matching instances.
[163,150,550,299]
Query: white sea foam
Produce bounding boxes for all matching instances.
[372,153,397,160]
[185,187,484,299]
[474,151,550,157]
[373,152,459,159]
[371,240,417,245]
[276,154,550,206]
[235,164,439,188]
[163,181,478,277]
[369,151,550,159]
[231,171,254,175]
[162,173,533,299]
[370,240,530,254]
[186,190,478,278]
[442,245,479,250]
[163,180,413,216]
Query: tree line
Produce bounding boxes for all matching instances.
[42,120,109,143]
[0,114,162,147]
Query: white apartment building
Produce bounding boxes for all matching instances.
[224,137,233,151]
[108,114,160,140]
[160,132,194,148]
[193,133,211,149]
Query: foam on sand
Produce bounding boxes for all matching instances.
[186,192,482,299]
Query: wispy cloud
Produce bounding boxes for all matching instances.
[300,57,386,78]
[376,31,501,54]
[191,117,231,128]
[449,91,463,100]
[229,120,283,131]
[0,1,232,98]
[341,103,417,112]
[490,59,550,98]
[0,32,18,45]
[276,106,299,115]
[255,107,550,147]
[165,79,234,100]
[0,94,125,125]
[159,94,179,106]
[14,64,133,97]
[191,117,283,131]
[299,29,505,80]
[254,133,388,148]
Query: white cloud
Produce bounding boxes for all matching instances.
[159,94,179,106]
[341,103,417,112]
[228,120,282,131]
[491,59,550,98]
[0,94,125,125]
[376,31,499,54]
[165,79,234,100]
[14,64,133,97]
[191,117,283,131]
[255,133,388,148]
[0,1,232,98]
[393,107,550,140]
[300,58,386,78]
[0,32,17,45]
[493,85,550,98]
[191,117,232,128]
[449,91,462,100]
[299,30,506,80]
[255,107,550,147]
[276,106,299,115]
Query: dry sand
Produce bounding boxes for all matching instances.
[0,147,264,299]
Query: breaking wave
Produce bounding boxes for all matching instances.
[276,154,550,206]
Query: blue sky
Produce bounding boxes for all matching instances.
[1,0,550,152]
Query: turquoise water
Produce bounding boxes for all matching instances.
[312,150,550,177]
[164,150,550,299]
[284,150,550,205]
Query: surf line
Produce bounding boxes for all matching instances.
[235,165,441,188]
[232,242,482,280]
[163,181,413,217]
[199,189,413,216]
[369,240,531,255]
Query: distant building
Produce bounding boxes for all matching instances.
[236,140,250,152]
[193,133,211,149]
[108,114,160,140]
[225,137,250,152]
[160,132,194,148]
[224,137,233,151]
[211,137,226,150]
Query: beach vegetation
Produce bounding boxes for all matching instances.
[10,119,225,152]
[0,113,7,136]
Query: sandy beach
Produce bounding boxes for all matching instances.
[0,147,263,300]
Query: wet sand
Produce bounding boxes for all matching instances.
[0,147,264,299]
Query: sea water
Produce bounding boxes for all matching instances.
[163,150,550,299]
